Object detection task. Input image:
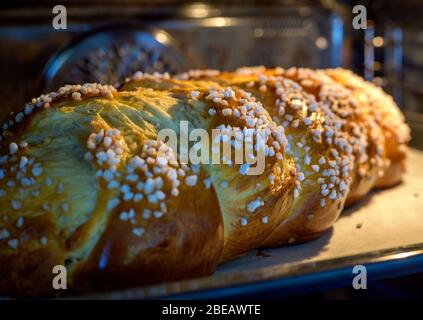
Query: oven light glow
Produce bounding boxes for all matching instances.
[390,251,420,260]
[185,3,210,18]
[214,17,228,27]
[155,31,169,44]
[373,36,384,47]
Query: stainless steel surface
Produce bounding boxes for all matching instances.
[85,243,423,299]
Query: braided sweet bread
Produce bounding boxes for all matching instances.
[0,67,410,296]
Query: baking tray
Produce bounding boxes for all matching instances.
[77,144,422,299]
[1,120,420,300]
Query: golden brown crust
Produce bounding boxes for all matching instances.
[275,67,386,205]
[173,66,405,204]
[159,69,355,246]
[325,68,410,188]
[0,84,226,296]
[71,174,223,292]
[120,67,409,246]
[0,67,410,297]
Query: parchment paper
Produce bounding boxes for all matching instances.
[217,149,423,273]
